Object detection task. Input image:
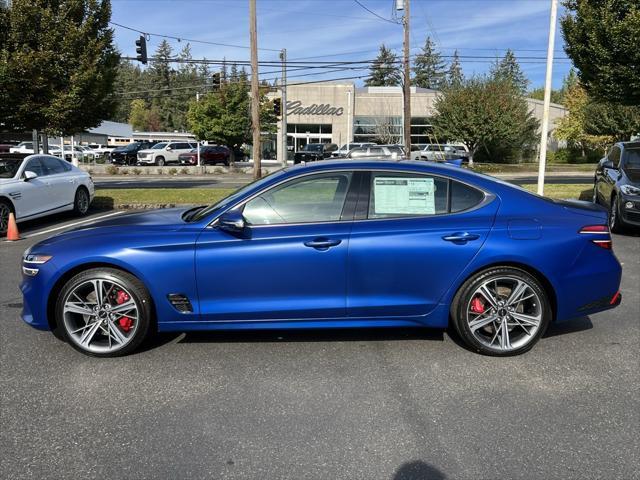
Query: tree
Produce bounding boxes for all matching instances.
[412,37,446,89]
[431,76,539,165]
[186,76,275,161]
[447,50,464,87]
[0,0,119,134]
[128,99,149,131]
[583,101,640,141]
[529,69,578,104]
[490,49,529,94]
[562,0,640,105]
[365,44,401,87]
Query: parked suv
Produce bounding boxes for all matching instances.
[179,145,231,166]
[346,145,405,159]
[137,141,196,166]
[293,143,338,164]
[411,144,467,161]
[110,142,155,165]
[593,141,640,232]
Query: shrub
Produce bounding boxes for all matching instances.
[179,167,189,175]
[157,168,164,175]
[213,167,225,174]
[106,165,119,175]
[133,168,142,175]
[120,169,129,175]
[168,167,178,175]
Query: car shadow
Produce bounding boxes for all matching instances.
[16,206,112,235]
[138,326,445,352]
[393,460,447,480]
[543,315,593,338]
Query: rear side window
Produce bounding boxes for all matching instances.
[368,172,449,218]
[450,181,485,212]
[367,171,485,219]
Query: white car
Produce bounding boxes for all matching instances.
[9,142,36,154]
[331,142,376,158]
[137,141,196,166]
[0,154,94,235]
[75,145,97,161]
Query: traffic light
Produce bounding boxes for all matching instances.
[273,98,281,116]
[135,35,147,65]
[212,72,221,90]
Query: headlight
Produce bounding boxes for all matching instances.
[23,254,52,264]
[620,185,640,196]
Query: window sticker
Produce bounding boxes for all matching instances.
[373,177,435,215]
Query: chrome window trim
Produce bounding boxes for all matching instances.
[207,167,494,229]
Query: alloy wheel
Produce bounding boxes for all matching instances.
[62,279,140,354]
[76,189,89,214]
[0,202,10,235]
[465,276,543,352]
[609,196,618,231]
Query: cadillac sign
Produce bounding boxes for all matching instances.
[286,100,344,116]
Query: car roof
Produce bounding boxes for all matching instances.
[620,141,640,149]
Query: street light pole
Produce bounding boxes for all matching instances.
[196,92,201,169]
[280,48,288,168]
[249,0,261,180]
[537,0,559,196]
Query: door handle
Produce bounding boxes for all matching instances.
[442,232,480,244]
[304,238,342,250]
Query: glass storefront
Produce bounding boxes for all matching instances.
[353,116,434,144]
[287,123,333,151]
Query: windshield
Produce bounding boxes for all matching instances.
[152,143,168,150]
[624,148,640,169]
[0,158,24,178]
[188,169,289,222]
[120,143,140,151]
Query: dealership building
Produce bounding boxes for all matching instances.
[268,82,567,157]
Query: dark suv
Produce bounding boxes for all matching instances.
[110,142,155,165]
[593,141,640,231]
[293,143,338,164]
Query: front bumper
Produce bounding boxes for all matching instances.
[619,196,640,226]
[19,261,58,331]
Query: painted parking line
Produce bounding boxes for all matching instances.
[23,211,126,239]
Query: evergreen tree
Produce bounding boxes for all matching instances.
[365,44,401,87]
[412,37,446,89]
[447,50,464,87]
[490,49,529,94]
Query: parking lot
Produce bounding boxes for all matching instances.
[1,212,638,479]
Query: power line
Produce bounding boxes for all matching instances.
[353,0,401,25]
[109,21,281,52]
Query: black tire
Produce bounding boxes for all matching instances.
[55,268,152,357]
[592,181,599,204]
[0,199,14,237]
[73,187,90,216]
[156,157,165,167]
[451,267,552,356]
[609,194,624,233]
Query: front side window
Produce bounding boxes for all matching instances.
[609,146,621,167]
[25,158,46,177]
[623,148,640,169]
[41,157,67,175]
[243,172,353,225]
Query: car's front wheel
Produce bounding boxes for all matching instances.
[0,200,12,236]
[451,267,551,356]
[56,268,152,357]
[156,157,165,166]
[609,194,623,233]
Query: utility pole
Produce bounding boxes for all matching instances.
[280,48,288,168]
[402,0,411,153]
[537,0,558,196]
[196,92,201,169]
[249,0,261,180]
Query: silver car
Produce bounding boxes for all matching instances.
[346,145,406,159]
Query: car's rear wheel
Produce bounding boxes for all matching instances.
[609,194,623,233]
[156,157,165,166]
[0,200,12,236]
[451,267,551,356]
[73,187,90,216]
[56,268,152,357]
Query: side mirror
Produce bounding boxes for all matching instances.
[166,146,172,151]
[218,210,246,235]
[23,170,38,181]
[603,160,616,169]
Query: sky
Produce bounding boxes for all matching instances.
[110,0,573,90]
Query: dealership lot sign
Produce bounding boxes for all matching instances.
[286,100,344,116]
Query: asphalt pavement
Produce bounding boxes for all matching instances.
[1,220,638,479]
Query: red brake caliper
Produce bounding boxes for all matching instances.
[115,290,133,332]
[470,296,485,314]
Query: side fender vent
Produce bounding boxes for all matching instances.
[167,294,193,313]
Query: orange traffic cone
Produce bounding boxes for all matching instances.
[6,212,21,241]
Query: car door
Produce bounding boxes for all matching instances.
[15,157,53,219]
[600,146,621,205]
[347,170,498,318]
[195,171,357,321]
[40,156,75,209]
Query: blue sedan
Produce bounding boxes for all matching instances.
[20,160,622,357]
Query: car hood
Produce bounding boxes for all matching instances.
[35,208,191,248]
[137,149,158,155]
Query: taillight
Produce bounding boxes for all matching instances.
[579,224,612,249]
